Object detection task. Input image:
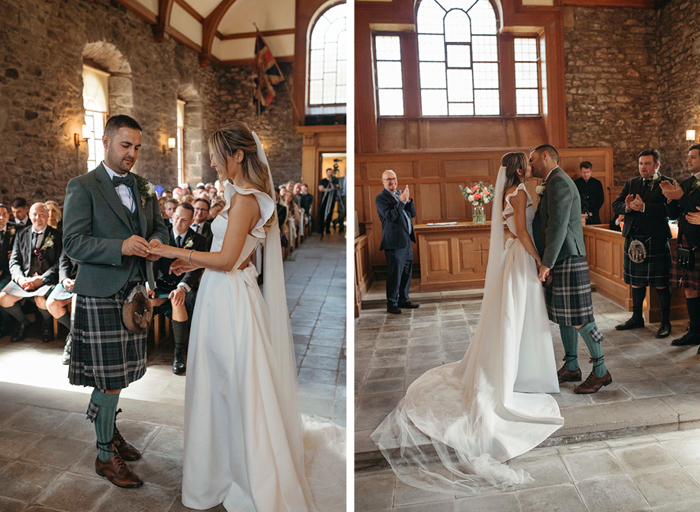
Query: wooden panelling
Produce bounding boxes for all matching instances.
[426,240,451,274]
[444,159,492,177]
[419,160,440,178]
[354,232,375,317]
[417,183,442,222]
[367,161,413,180]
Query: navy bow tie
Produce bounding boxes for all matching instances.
[112,174,135,188]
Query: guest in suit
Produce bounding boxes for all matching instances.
[318,168,339,235]
[661,143,700,348]
[191,198,213,249]
[0,204,18,337]
[47,250,78,364]
[10,197,31,230]
[376,170,418,314]
[148,203,206,375]
[299,184,314,231]
[574,161,605,225]
[0,203,61,343]
[612,149,674,338]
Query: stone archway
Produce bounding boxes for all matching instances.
[82,42,134,116]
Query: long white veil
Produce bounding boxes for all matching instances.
[251,131,346,511]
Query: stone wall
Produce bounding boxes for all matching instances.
[0,0,302,204]
[564,6,660,185]
[656,0,700,179]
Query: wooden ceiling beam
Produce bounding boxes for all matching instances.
[152,0,176,42]
[199,0,238,67]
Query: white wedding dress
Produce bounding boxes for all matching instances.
[372,179,564,496]
[182,181,345,511]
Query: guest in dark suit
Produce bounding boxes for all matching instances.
[0,203,61,343]
[318,168,339,235]
[192,198,213,250]
[376,170,418,314]
[574,161,605,225]
[0,203,18,337]
[148,202,207,374]
[612,149,674,338]
[10,197,31,230]
[299,184,314,232]
[661,143,700,348]
[47,250,78,364]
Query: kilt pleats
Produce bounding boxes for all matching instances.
[545,256,595,326]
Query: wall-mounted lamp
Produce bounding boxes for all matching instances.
[163,137,176,154]
[74,124,90,148]
[687,130,696,143]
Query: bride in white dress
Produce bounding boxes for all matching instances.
[371,152,564,495]
[148,121,345,511]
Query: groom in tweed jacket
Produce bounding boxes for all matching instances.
[531,144,612,394]
[63,115,168,488]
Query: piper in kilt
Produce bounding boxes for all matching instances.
[63,115,169,489]
[531,145,612,394]
[612,149,674,338]
[0,203,61,344]
[661,143,700,348]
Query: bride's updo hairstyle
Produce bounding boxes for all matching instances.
[501,151,529,202]
[208,121,275,226]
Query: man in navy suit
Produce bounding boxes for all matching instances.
[376,170,419,314]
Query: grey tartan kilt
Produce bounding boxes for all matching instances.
[545,256,596,326]
[623,237,671,288]
[68,288,147,390]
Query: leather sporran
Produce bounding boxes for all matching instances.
[122,284,152,333]
[628,238,648,264]
[677,246,696,271]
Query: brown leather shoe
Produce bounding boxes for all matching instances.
[557,364,582,384]
[95,452,143,488]
[574,370,613,394]
[113,409,141,461]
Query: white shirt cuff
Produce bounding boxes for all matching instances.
[177,282,191,293]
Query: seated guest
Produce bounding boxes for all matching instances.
[182,194,195,205]
[0,203,61,343]
[173,187,184,201]
[158,196,168,221]
[0,204,18,337]
[285,191,301,230]
[148,203,207,375]
[191,198,213,249]
[44,200,63,231]
[161,190,173,198]
[299,183,314,224]
[164,198,178,226]
[10,197,31,230]
[574,162,605,225]
[209,200,225,220]
[47,250,77,364]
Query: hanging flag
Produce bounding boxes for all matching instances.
[253,32,285,114]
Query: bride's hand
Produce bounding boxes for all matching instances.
[170,259,197,276]
[146,244,176,259]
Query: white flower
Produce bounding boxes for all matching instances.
[147,183,155,195]
[536,184,546,196]
[184,238,194,250]
[468,194,474,202]
[484,198,490,204]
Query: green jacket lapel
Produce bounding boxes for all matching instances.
[131,177,147,237]
[95,163,133,231]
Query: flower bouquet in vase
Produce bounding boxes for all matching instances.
[459,182,495,225]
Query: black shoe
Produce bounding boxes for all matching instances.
[615,316,644,330]
[671,331,700,346]
[656,321,672,339]
[173,347,186,375]
[10,321,31,343]
[387,305,402,315]
[62,333,72,365]
[41,321,54,343]
[398,301,419,309]
[325,228,331,234]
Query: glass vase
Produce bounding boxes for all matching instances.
[472,204,486,225]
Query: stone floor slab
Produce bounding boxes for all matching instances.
[576,475,650,512]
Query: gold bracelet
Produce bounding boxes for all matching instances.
[188,250,194,264]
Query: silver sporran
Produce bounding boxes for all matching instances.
[628,239,647,264]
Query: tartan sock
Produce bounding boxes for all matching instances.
[56,312,70,330]
[91,389,120,462]
[631,287,646,320]
[4,303,27,324]
[559,325,579,371]
[687,297,700,336]
[656,287,672,323]
[577,322,607,377]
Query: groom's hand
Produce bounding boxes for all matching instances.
[538,265,550,282]
[146,239,163,261]
[122,235,150,258]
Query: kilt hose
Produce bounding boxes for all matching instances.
[671,243,700,290]
[545,256,597,327]
[624,237,671,288]
[69,283,148,421]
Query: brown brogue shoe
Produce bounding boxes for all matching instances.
[113,408,141,461]
[557,364,582,384]
[95,452,143,488]
[574,371,613,394]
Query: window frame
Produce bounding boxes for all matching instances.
[82,64,110,173]
[513,36,542,116]
[372,32,406,118]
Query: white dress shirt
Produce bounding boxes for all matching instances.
[103,161,135,212]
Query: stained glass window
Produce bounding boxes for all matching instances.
[416,0,499,116]
[308,3,346,111]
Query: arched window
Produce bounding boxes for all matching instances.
[417,0,499,116]
[82,64,109,172]
[308,2,347,114]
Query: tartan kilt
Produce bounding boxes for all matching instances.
[68,286,148,390]
[623,237,671,288]
[545,256,596,326]
[670,244,700,290]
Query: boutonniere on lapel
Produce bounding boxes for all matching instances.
[8,225,16,238]
[536,180,547,197]
[183,237,194,250]
[33,233,54,261]
[648,173,662,188]
[135,174,157,209]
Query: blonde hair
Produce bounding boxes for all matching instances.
[208,121,275,226]
[501,152,529,204]
[44,200,62,228]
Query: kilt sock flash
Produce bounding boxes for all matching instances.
[90,389,120,462]
[559,325,579,371]
[577,322,607,377]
